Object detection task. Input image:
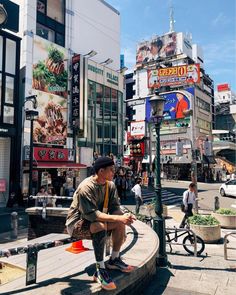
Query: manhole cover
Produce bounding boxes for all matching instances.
[0,261,26,285]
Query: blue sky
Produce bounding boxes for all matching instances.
[107,0,236,92]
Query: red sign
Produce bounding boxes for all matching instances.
[0,179,6,192]
[34,147,69,162]
[217,83,230,92]
[148,64,200,88]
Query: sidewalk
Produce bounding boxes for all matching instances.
[1,190,236,294]
[143,208,236,295]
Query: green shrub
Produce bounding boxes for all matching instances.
[189,214,220,226]
[216,208,236,215]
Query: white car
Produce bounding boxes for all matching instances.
[219,180,236,197]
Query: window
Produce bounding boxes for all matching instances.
[36,0,65,46]
[47,0,65,24]
[3,106,14,124]
[5,76,14,104]
[36,23,55,43]
[197,97,210,112]
[37,1,46,13]
[6,39,16,75]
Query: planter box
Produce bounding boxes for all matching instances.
[190,224,221,243]
[212,212,236,229]
[25,207,69,240]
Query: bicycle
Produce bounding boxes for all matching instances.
[165,219,205,256]
[142,214,205,256]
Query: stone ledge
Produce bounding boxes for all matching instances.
[0,220,159,294]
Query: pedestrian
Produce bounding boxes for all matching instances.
[36,185,48,206]
[131,178,143,214]
[179,183,196,228]
[65,156,135,291]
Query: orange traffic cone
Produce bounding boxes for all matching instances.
[65,240,89,254]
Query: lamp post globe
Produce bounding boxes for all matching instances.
[149,92,168,266]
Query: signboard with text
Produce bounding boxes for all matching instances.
[71,54,81,129]
[148,64,200,88]
[34,147,69,162]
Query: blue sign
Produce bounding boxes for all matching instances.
[146,87,194,122]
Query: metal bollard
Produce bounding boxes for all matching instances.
[10,212,18,240]
[214,196,220,211]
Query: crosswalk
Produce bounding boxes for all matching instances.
[141,187,182,206]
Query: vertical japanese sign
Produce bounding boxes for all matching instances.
[71,54,80,129]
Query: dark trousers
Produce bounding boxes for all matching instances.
[135,196,142,214]
[180,204,193,228]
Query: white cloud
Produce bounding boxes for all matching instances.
[211,12,230,27]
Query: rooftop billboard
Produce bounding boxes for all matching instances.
[148,64,200,88]
[136,32,177,67]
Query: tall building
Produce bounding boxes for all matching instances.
[0,1,21,207]
[126,24,214,180]
[0,0,124,205]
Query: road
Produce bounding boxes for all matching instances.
[162,180,236,211]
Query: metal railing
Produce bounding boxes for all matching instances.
[224,231,236,260]
[0,236,80,285]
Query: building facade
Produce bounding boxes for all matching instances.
[125,30,215,180]
[5,0,123,201]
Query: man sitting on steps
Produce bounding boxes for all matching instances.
[66,156,136,291]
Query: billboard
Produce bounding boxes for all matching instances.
[136,32,177,67]
[148,64,200,88]
[217,83,230,92]
[32,36,68,145]
[146,87,194,122]
[130,121,145,138]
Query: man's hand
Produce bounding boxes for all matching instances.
[118,213,136,225]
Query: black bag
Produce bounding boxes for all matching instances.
[181,203,186,212]
[181,192,189,213]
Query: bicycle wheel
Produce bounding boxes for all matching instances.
[183,234,205,256]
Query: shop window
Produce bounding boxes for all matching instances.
[88,81,95,100]
[3,106,14,124]
[111,89,118,114]
[5,76,14,104]
[5,39,16,75]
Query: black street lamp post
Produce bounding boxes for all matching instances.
[149,93,168,267]
[25,109,38,197]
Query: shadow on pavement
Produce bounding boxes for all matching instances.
[141,267,174,295]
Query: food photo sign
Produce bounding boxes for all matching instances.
[32,36,68,146]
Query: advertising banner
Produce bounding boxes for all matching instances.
[136,32,177,67]
[146,87,194,122]
[130,121,145,138]
[32,36,68,145]
[148,64,200,88]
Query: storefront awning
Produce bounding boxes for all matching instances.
[35,162,87,169]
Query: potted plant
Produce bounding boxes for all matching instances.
[189,214,221,243]
[212,208,236,229]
